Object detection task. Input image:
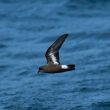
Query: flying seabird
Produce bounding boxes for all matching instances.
[38,33,75,73]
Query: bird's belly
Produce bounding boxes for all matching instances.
[43,65,62,73]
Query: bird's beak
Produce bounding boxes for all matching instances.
[37,70,40,74]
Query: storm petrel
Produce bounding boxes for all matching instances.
[38,33,75,73]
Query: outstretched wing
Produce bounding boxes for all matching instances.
[45,33,68,64]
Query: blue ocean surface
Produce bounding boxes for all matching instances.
[0,0,110,110]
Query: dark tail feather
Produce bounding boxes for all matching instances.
[68,64,75,70]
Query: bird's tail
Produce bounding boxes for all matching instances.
[67,64,75,70]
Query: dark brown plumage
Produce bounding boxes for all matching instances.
[38,33,75,73]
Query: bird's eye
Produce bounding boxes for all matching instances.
[39,67,42,70]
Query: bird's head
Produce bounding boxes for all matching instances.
[38,67,44,73]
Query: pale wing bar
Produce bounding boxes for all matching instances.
[45,33,68,64]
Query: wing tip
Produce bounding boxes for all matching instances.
[62,33,69,38]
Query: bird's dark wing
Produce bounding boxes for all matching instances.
[45,33,68,64]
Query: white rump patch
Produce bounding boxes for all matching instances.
[61,65,68,69]
[49,53,59,64]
